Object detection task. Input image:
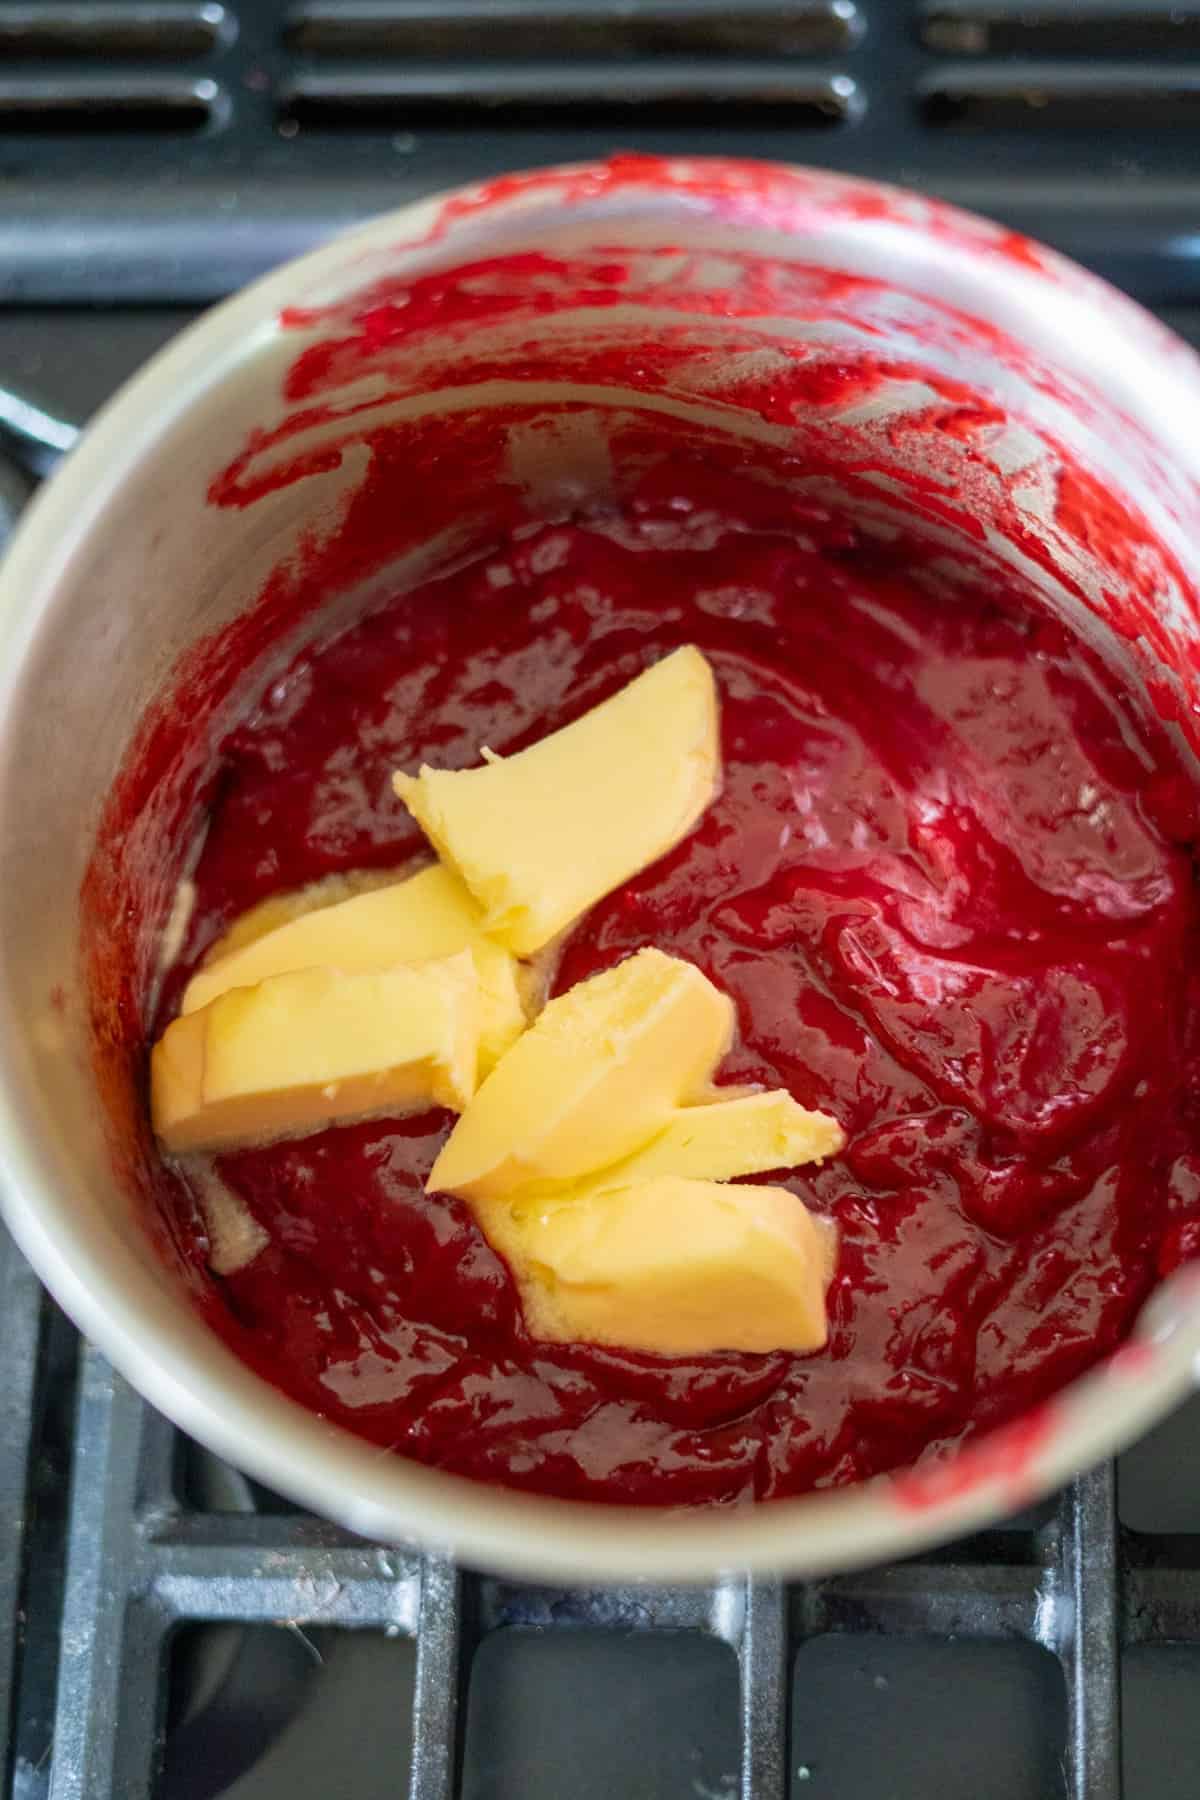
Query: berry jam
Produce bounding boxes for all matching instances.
[157,506,1200,1506]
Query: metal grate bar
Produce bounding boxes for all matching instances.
[729,1577,790,1800]
[279,62,860,124]
[287,0,863,59]
[1057,1468,1122,1800]
[48,1348,168,1800]
[0,1226,44,1794]
[922,2,1200,56]
[480,1580,728,1633]
[151,1509,388,1551]
[815,1557,1041,1639]
[150,1533,421,1628]
[920,60,1200,128]
[134,1403,182,1519]
[0,73,223,132]
[409,1556,471,1800]
[0,1,230,59]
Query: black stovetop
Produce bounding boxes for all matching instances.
[5,5,1200,1797]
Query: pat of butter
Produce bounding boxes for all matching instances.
[201,867,402,960]
[428,947,733,1204]
[508,1177,835,1355]
[393,645,720,955]
[562,1088,845,1199]
[472,1089,843,1322]
[183,864,525,1076]
[152,952,480,1154]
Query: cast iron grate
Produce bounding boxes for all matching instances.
[3,1223,1199,1800]
[4,0,1200,300]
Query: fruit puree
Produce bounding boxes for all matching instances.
[155,500,1200,1507]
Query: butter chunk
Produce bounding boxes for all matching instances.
[393,645,719,954]
[201,868,401,961]
[510,1177,835,1355]
[428,947,733,1204]
[152,953,480,1154]
[573,1089,845,1197]
[183,864,525,1076]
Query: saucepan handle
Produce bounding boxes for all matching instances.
[0,381,79,469]
[0,382,80,547]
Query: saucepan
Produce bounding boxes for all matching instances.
[2,156,1200,1582]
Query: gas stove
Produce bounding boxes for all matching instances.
[4,5,1200,1797]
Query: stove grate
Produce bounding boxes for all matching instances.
[3,0,1200,301]
[4,1228,1199,1798]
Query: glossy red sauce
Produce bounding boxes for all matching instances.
[156,500,1200,1507]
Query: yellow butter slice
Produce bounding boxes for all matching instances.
[550,1088,845,1201]
[507,1176,836,1355]
[393,645,719,955]
[152,952,480,1154]
[183,864,525,1076]
[200,867,401,962]
[428,947,733,1204]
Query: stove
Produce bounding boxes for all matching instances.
[4,4,1200,1797]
